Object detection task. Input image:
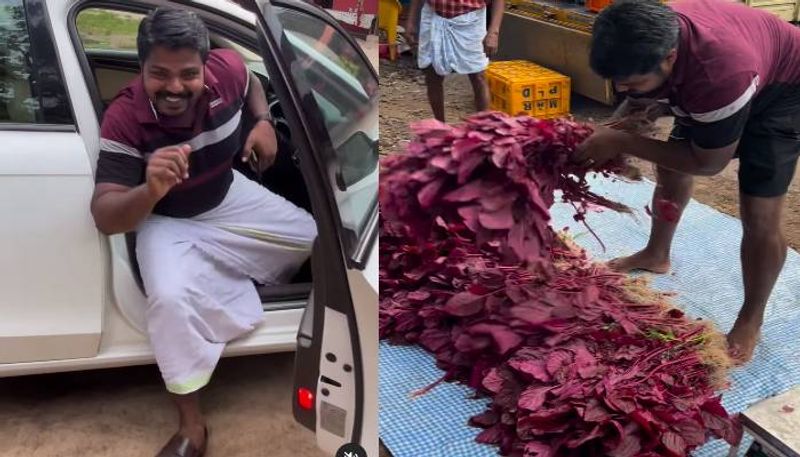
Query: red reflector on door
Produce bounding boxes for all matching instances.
[298,387,314,410]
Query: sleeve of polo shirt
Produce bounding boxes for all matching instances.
[681,71,757,150]
[207,48,250,102]
[95,103,146,188]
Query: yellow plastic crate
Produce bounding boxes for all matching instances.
[487,60,571,119]
[751,2,797,21]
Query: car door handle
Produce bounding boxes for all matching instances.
[319,375,342,388]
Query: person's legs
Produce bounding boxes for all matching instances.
[170,392,207,449]
[728,104,800,362]
[195,170,316,285]
[138,173,315,454]
[461,7,490,114]
[415,3,446,122]
[137,219,239,454]
[424,66,446,122]
[728,193,786,362]
[137,226,215,452]
[609,164,694,273]
[468,71,490,113]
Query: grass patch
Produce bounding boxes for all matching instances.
[77,9,142,50]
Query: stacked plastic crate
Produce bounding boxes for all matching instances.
[487,60,571,119]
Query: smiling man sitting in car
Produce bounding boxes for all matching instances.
[89,7,317,456]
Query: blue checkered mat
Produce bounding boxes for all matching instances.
[379,175,800,456]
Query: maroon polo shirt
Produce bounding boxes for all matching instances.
[96,48,250,218]
[660,0,800,149]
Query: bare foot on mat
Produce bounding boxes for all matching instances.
[727,323,761,366]
[608,250,670,274]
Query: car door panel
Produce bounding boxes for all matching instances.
[246,1,378,455]
[244,2,377,455]
[0,0,105,364]
[294,237,366,452]
[0,133,103,363]
[346,234,378,456]
[317,306,358,441]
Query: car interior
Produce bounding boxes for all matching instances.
[75,8,315,308]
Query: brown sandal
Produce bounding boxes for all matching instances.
[155,427,208,457]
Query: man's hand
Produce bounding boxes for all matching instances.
[242,118,278,173]
[146,144,192,200]
[484,31,499,55]
[404,19,418,48]
[573,125,625,168]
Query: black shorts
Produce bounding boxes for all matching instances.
[671,108,800,198]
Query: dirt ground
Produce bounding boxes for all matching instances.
[379,55,800,250]
[0,353,327,457]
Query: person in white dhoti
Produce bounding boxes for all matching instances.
[90,7,316,457]
[404,0,505,122]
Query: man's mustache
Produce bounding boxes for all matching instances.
[157,91,191,100]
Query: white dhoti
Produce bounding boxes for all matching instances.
[418,3,489,76]
[136,170,317,395]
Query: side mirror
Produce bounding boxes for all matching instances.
[334,131,377,192]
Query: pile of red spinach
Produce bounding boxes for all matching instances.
[379,113,741,457]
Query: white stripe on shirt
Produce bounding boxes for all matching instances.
[186,109,242,152]
[100,138,143,158]
[689,75,759,124]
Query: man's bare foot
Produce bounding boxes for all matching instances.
[727,321,761,365]
[608,249,670,274]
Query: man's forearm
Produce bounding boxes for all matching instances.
[247,72,270,118]
[92,184,159,235]
[614,132,726,176]
[488,0,505,34]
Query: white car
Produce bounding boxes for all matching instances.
[0,0,378,455]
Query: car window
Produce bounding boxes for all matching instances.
[74,8,264,108]
[274,7,378,255]
[215,36,268,76]
[76,8,142,51]
[0,0,72,124]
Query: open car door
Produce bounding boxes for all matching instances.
[245,1,379,455]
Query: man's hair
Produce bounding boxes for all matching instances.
[590,0,679,79]
[137,7,210,64]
